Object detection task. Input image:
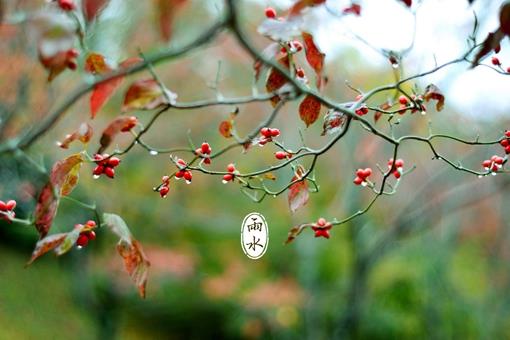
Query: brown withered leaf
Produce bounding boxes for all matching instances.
[266,54,291,106]
[285,223,313,244]
[288,166,309,213]
[157,0,187,41]
[122,79,177,112]
[57,123,93,149]
[98,116,138,153]
[218,120,233,138]
[423,84,445,111]
[299,94,321,127]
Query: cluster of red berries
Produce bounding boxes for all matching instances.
[258,127,280,146]
[353,168,372,186]
[76,220,97,248]
[0,199,16,222]
[355,104,369,116]
[158,176,171,198]
[195,142,212,165]
[174,158,193,184]
[311,217,333,239]
[482,155,505,174]
[93,154,121,179]
[222,163,238,183]
[388,158,405,179]
[499,130,510,154]
[397,95,426,115]
[57,0,76,11]
[275,151,292,160]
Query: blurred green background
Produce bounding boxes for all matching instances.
[1,0,510,339]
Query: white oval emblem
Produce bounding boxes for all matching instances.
[241,212,269,260]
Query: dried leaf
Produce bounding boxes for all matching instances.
[122,79,177,112]
[98,116,138,153]
[157,0,187,41]
[57,123,93,149]
[266,54,291,106]
[299,94,321,127]
[285,223,311,244]
[85,53,111,74]
[34,154,84,237]
[302,32,325,88]
[322,109,347,135]
[288,166,309,213]
[264,173,277,181]
[219,120,233,138]
[423,84,445,111]
[103,213,150,298]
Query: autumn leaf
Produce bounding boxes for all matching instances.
[266,54,291,106]
[26,224,86,265]
[423,84,445,111]
[472,4,510,67]
[218,120,233,138]
[254,43,280,81]
[103,213,150,298]
[34,154,84,238]
[122,79,177,112]
[82,0,110,22]
[86,53,143,118]
[322,109,347,135]
[57,123,93,149]
[285,223,312,244]
[302,32,325,88]
[289,0,326,16]
[157,0,187,41]
[98,116,138,153]
[299,94,322,127]
[288,166,309,213]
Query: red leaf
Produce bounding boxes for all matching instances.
[289,0,326,16]
[322,109,347,135]
[103,213,150,298]
[472,30,505,67]
[34,154,84,238]
[423,84,445,111]
[123,78,177,112]
[265,54,291,106]
[343,3,362,16]
[39,49,78,82]
[299,94,322,127]
[98,116,138,153]
[302,32,325,88]
[57,123,93,149]
[86,53,143,118]
[82,0,109,22]
[157,0,187,41]
[288,166,309,213]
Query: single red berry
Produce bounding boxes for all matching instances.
[0,201,6,210]
[482,160,492,168]
[360,168,372,178]
[86,220,96,227]
[353,176,363,185]
[317,217,327,227]
[494,156,504,165]
[505,131,510,138]
[93,165,104,176]
[203,158,211,165]
[491,164,499,172]
[223,174,234,183]
[104,167,115,179]
[270,128,280,137]
[87,230,96,241]
[175,170,185,178]
[201,142,211,154]
[395,159,404,168]
[58,0,76,11]
[183,171,192,182]
[492,56,501,66]
[76,234,89,247]
[159,186,170,197]
[296,67,305,78]
[506,145,510,154]
[227,163,236,173]
[5,200,16,211]
[275,151,287,160]
[265,7,277,18]
[107,157,121,167]
[177,158,187,167]
[398,95,408,105]
[261,127,272,138]
[311,226,331,238]
[393,170,401,179]
[500,139,509,147]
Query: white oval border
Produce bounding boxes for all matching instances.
[241,212,269,260]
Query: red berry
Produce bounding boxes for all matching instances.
[183,171,192,182]
[5,200,16,210]
[505,131,510,138]
[395,159,404,168]
[317,218,327,227]
[265,7,277,18]
[0,201,6,211]
[159,186,170,197]
[203,158,211,165]
[270,128,280,137]
[275,151,287,160]
[355,105,369,116]
[361,168,372,178]
[175,170,185,178]
[86,220,96,227]
[223,174,234,183]
[353,176,363,185]
[494,156,504,165]
[398,95,408,105]
[162,175,170,184]
[58,0,76,11]
[177,158,187,167]
[94,154,104,162]
[492,56,501,66]
[482,160,492,168]
[227,163,236,173]
[87,230,96,241]
[506,145,510,154]
[107,157,121,167]
[93,165,104,176]
[201,142,211,154]
[67,60,78,70]
[296,68,305,78]
[104,167,115,178]
[500,139,509,147]
[393,170,401,179]
[76,234,89,247]
[260,127,272,138]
